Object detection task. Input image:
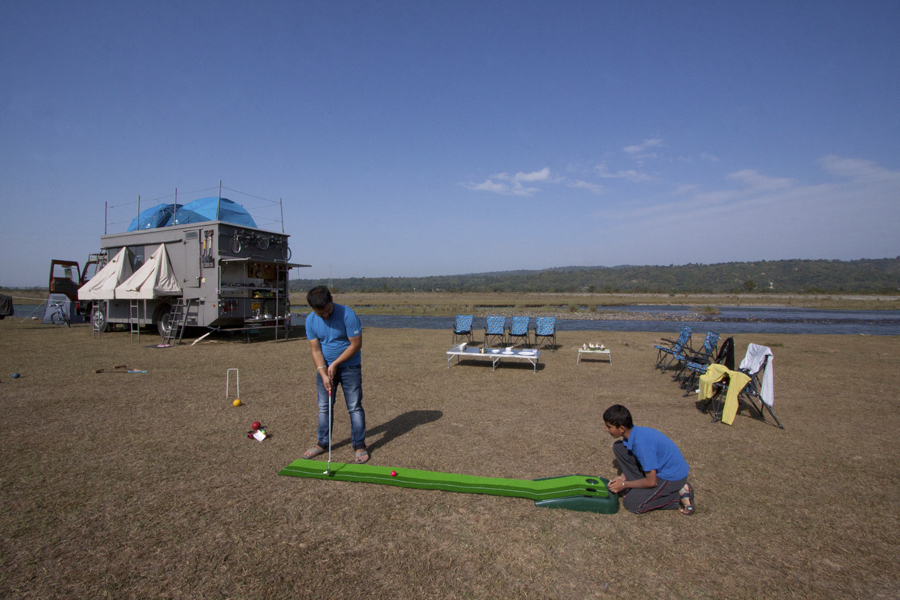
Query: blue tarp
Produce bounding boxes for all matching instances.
[127,204,182,231]
[180,197,257,227]
[125,197,257,231]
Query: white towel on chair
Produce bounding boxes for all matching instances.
[740,343,774,407]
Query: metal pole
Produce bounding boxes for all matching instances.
[173,188,177,224]
[137,195,141,228]
[104,202,108,235]
[217,180,222,220]
[280,198,284,233]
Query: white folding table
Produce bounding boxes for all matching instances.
[447,347,541,373]
[577,348,611,364]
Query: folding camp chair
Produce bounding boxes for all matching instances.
[654,326,692,372]
[702,345,783,429]
[506,316,531,347]
[483,315,507,348]
[680,336,733,397]
[451,314,474,345]
[671,331,720,383]
[532,316,556,351]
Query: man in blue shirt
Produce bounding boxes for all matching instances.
[603,404,694,515]
[302,286,368,463]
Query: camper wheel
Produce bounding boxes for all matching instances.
[154,304,173,337]
[92,303,110,332]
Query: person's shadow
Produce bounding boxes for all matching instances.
[364,410,443,453]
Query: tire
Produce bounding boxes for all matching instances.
[51,311,69,327]
[231,236,242,254]
[282,246,291,261]
[255,235,270,250]
[92,303,110,332]
[154,304,173,337]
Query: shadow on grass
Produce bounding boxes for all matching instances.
[364,410,444,454]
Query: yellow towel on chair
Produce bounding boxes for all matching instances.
[698,364,751,425]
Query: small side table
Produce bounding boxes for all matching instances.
[577,349,611,364]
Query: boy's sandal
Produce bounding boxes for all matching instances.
[679,482,695,516]
[303,446,326,459]
[354,449,370,464]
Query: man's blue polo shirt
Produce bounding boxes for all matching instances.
[305,303,362,367]
[623,426,689,481]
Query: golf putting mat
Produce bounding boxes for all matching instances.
[278,459,619,514]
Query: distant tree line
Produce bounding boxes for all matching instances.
[290,258,900,295]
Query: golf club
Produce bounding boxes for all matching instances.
[323,388,332,474]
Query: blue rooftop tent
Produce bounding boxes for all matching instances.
[126,197,257,231]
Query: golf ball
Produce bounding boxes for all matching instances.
[390,471,397,477]
[233,399,242,407]
[12,373,20,379]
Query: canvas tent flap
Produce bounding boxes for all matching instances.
[115,244,182,299]
[78,248,133,300]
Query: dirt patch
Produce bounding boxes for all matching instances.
[1,319,899,599]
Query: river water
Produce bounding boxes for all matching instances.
[292,306,900,336]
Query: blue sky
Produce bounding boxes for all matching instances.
[2,1,899,287]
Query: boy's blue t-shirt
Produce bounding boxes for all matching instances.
[305,303,362,367]
[623,426,689,482]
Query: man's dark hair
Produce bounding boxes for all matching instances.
[306,286,333,309]
[603,404,633,429]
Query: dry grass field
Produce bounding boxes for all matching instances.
[1,313,899,599]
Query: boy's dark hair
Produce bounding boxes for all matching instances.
[603,404,633,429]
[306,286,333,309]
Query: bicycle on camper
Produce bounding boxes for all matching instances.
[230,229,270,254]
[50,302,69,327]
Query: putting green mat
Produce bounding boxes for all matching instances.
[278,459,619,514]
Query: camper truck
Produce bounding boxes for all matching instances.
[79,197,306,336]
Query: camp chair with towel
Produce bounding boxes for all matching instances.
[680,336,734,397]
[483,316,507,348]
[698,344,783,429]
[532,316,556,351]
[654,326,693,372]
[451,314,474,346]
[507,316,531,348]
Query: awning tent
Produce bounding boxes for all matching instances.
[115,244,182,299]
[77,248,133,300]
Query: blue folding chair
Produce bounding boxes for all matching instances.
[654,326,692,371]
[451,314,474,345]
[507,316,531,347]
[533,316,556,351]
[483,315,506,347]
[672,331,720,384]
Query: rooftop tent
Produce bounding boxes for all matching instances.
[77,248,133,300]
[127,204,182,231]
[180,197,257,228]
[115,244,182,299]
[168,208,207,226]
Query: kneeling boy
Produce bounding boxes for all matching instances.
[603,404,694,515]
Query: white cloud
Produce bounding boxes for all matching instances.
[463,167,554,196]
[700,152,720,162]
[594,163,653,182]
[624,138,663,154]
[513,167,550,182]
[820,155,900,182]
[727,169,794,192]
[568,180,605,194]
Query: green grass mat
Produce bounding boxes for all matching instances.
[279,459,619,513]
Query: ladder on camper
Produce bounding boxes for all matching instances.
[91,303,103,338]
[161,299,191,346]
[129,300,141,342]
